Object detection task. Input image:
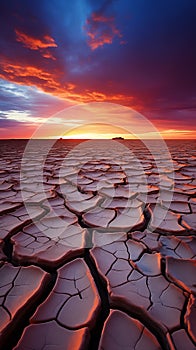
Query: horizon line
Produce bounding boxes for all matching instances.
[0,138,195,141]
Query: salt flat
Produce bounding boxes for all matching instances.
[0,139,195,350]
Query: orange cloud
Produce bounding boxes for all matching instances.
[41,51,56,61]
[85,13,122,50]
[15,30,57,60]
[15,30,57,50]
[0,60,137,106]
[0,126,36,139]
[158,129,196,139]
[1,62,59,88]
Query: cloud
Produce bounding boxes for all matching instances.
[0,118,36,138]
[0,59,136,105]
[84,12,122,50]
[15,30,57,60]
[41,51,56,60]
[0,0,195,139]
[15,30,57,50]
[0,79,71,121]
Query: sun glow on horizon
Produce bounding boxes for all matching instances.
[2,102,194,140]
[60,124,195,140]
[61,123,134,140]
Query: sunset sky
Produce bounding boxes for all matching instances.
[0,0,195,139]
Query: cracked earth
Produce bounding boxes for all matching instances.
[0,139,195,350]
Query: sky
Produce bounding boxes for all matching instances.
[0,0,195,139]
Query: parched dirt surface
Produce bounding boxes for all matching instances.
[0,139,195,350]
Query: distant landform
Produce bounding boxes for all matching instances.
[112,137,124,140]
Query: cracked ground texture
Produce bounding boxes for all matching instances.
[0,139,195,350]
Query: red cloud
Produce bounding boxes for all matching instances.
[15,30,57,50]
[15,30,57,60]
[41,50,56,61]
[0,62,61,92]
[84,13,122,50]
[0,59,137,107]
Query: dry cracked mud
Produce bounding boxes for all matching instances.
[0,139,195,350]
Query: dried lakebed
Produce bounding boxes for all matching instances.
[0,139,195,350]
